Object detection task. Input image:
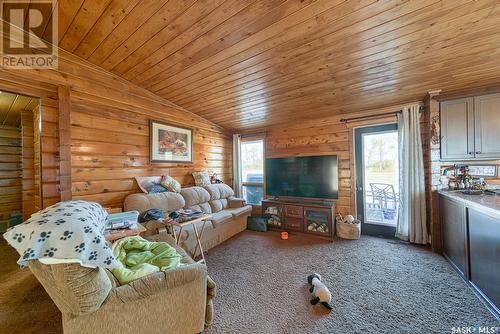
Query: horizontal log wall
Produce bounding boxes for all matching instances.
[70,100,232,208]
[0,44,232,211]
[0,125,21,231]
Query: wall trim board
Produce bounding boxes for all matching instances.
[58,86,72,201]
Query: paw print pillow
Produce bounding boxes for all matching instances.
[2,200,120,269]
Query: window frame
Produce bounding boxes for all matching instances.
[240,136,265,206]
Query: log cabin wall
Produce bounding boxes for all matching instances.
[0,125,21,230]
[21,109,36,219]
[261,103,424,217]
[0,47,232,211]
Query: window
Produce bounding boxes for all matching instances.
[240,139,264,205]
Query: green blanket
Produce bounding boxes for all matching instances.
[111,236,181,285]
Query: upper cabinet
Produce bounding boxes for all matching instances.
[440,93,500,161]
[473,93,500,159]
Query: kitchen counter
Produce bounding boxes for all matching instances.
[438,189,500,218]
[438,189,500,315]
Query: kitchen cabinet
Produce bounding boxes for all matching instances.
[473,93,500,159]
[440,93,500,161]
[440,98,474,160]
[440,195,467,277]
[468,208,500,309]
[439,192,500,315]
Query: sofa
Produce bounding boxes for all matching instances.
[124,184,252,257]
[29,234,216,334]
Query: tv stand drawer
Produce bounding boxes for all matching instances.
[284,217,303,231]
[284,205,303,218]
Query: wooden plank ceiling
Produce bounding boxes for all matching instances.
[0,91,38,127]
[56,0,500,130]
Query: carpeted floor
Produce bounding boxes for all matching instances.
[0,240,62,334]
[205,231,498,334]
[1,232,498,334]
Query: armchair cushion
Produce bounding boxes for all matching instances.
[29,261,112,317]
[107,263,207,304]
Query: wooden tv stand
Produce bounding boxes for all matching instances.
[262,198,335,241]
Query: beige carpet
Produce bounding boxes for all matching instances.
[205,231,498,334]
[0,240,62,334]
[1,232,498,334]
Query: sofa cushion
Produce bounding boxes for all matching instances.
[124,192,185,213]
[209,211,232,226]
[148,184,167,193]
[192,171,211,187]
[181,187,210,207]
[204,184,234,200]
[188,202,212,214]
[224,205,252,217]
[135,176,161,193]
[160,175,181,193]
[208,198,228,213]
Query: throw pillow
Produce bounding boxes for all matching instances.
[135,176,162,193]
[192,171,211,187]
[160,175,181,193]
[148,184,167,193]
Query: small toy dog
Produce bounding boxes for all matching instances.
[307,273,332,311]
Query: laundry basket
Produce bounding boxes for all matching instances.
[336,215,361,240]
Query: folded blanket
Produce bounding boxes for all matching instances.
[3,200,120,269]
[111,236,181,285]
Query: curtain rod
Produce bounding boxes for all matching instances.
[339,106,424,124]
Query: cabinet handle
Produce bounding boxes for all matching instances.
[476,151,482,154]
[468,152,473,155]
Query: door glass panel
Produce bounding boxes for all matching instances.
[362,131,399,226]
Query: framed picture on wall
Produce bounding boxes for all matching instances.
[150,120,193,163]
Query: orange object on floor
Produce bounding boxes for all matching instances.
[280,231,288,240]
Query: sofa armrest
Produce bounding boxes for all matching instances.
[107,263,207,303]
[228,196,246,208]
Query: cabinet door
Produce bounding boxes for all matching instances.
[474,93,500,159]
[440,195,467,277]
[440,98,474,160]
[468,208,500,308]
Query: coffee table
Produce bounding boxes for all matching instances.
[166,214,212,264]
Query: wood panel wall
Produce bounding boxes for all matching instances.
[0,125,21,230]
[70,100,232,208]
[0,42,232,211]
[21,109,36,219]
[262,103,423,217]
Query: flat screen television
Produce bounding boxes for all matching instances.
[265,155,338,199]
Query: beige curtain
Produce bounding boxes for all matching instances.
[396,104,428,244]
[232,134,242,197]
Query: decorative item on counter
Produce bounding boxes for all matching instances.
[336,214,361,240]
[280,231,289,240]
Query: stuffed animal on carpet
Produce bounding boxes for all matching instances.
[307,273,332,311]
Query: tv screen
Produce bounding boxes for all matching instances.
[265,155,338,199]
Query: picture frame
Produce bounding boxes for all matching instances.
[150,120,193,163]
